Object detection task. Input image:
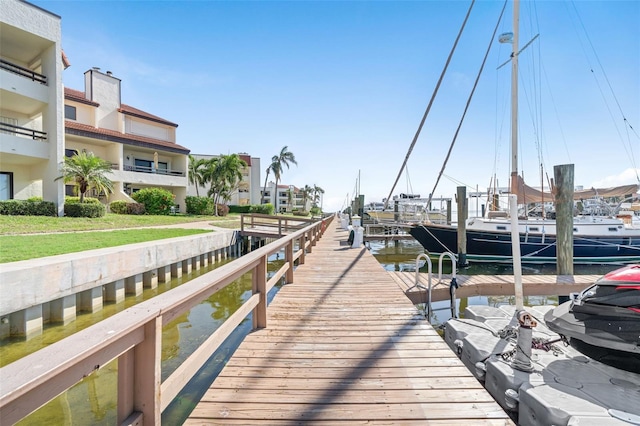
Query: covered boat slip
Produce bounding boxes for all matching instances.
[186,221,512,424]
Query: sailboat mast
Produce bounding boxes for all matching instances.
[510,0,520,198]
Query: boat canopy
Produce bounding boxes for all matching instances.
[513,175,638,204]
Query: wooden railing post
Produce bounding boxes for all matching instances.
[240,214,245,232]
[298,236,306,264]
[118,316,161,424]
[138,317,161,423]
[285,240,294,284]
[117,350,135,424]
[307,230,313,253]
[252,255,268,329]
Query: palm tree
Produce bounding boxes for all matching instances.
[56,151,114,203]
[301,185,313,211]
[188,155,208,197]
[261,167,271,205]
[270,146,297,214]
[204,154,247,212]
[312,184,325,209]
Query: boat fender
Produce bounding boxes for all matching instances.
[449,277,459,318]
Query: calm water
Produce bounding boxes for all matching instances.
[5,239,620,424]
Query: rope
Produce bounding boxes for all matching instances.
[418,224,455,254]
[383,0,476,210]
[427,0,509,208]
[575,236,640,252]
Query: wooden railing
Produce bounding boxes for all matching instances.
[0,216,333,425]
[240,213,317,237]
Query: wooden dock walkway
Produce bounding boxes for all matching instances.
[186,221,512,424]
[390,272,600,305]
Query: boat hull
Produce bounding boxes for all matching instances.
[408,223,640,264]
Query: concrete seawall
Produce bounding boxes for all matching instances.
[0,229,239,338]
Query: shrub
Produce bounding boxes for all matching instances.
[109,200,145,215]
[292,210,309,217]
[127,203,146,215]
[228,205,252,214]
[216,204,230,217]
[110,200,128,214]
[0,200,57,216]
[65,196,100,204]
[131,188,175,215]
[26,196,43,202]
[186,196,214,215]
[64,202,106,218]
[250,203,274,215]
[310,206,322,216]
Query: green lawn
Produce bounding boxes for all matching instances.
[0,228,213,263]
[0,213,240,234]
[0,213,242,263]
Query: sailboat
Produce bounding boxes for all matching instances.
[409,1,640,265]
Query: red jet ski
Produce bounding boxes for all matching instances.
[545,265,640,373]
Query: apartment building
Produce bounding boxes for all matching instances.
[63,68,190,210]
[0,0,65,215]
[187,153,261,206]
[261,182,309,213]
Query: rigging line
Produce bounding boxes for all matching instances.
[569,1,639,178]
[427,0,508,210]
[441,173,481,193]
[383,0,476,211]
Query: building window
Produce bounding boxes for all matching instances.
[134,158,168,173]
[0,172,13,200]
[64,105,77,120]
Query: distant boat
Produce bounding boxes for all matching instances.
[409,0,640,265]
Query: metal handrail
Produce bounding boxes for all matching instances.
[0,59,47,85]
[409,253,433,321]
[0,122,47,140]
[438,252,458,318]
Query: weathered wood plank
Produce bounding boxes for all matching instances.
[187,220,512,424]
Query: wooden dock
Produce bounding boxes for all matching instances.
[389,272,600,305]
[186,221,512,424]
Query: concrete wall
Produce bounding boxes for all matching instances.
[0,230,238,317]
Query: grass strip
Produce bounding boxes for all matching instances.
[0,228,211,263]
[0,213,240,235]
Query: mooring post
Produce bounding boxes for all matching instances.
[554,164,574,304]
[456,186,468,267]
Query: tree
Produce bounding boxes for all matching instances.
[188,155,208,197]
[270,146,297,214]
[312,184,325,209]
[261,167,271,205]
[301,185,313,211]
[204,154,247,213]
[56,151,114,203]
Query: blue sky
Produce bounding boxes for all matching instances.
[38,0,639,212]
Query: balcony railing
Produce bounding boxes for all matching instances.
[0,122,47,141]
[123,164,185,177]
[0,59,47,85]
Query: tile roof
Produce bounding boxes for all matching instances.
[65,121,190,154]
[64,87,99,106]
[119,104,178,128]
[239,154,252,166]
